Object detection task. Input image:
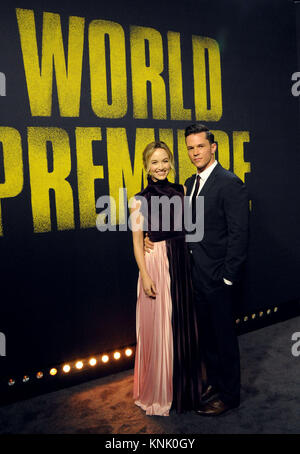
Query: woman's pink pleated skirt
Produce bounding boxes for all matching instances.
[133,240,173,416]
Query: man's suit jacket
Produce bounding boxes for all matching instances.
[185,162,249,293]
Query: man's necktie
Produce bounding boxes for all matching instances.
[191,174,200,224]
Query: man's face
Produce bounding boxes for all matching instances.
[186,132,216,172]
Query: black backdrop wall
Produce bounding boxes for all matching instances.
[0,0,299,380]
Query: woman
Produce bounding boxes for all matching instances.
[130,141,202,416]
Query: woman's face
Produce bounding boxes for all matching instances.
[148,148,171,181]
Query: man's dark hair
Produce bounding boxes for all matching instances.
[184,123,215,144]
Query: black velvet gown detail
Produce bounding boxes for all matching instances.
[166,236,202,412]
[136,176,202,413]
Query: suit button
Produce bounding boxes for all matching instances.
[189,250,193,254]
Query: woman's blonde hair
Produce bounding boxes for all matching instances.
[143,141,175,175]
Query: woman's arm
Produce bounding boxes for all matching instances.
[130,203,157,298]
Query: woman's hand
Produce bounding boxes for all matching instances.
[141,273,157,298]
[144,233,155,254]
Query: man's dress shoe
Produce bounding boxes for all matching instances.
[195,397,239,416]
[201,385,218,402]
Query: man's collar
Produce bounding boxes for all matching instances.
[197,160,218,181]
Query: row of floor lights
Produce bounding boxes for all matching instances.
[6,307,280,386]
[7,347,134,387]
[236,306,278,324]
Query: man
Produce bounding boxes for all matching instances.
[183,123,249,416]
[144,123,249,416]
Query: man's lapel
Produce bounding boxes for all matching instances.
[186,162,222,197]
[186,175,196,197]
[198,162,221,197]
